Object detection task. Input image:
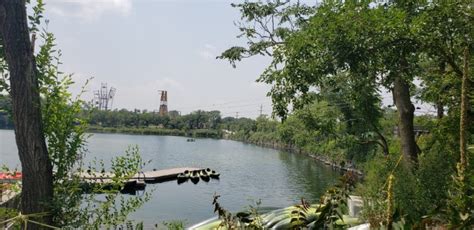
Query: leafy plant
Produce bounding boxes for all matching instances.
[0,1,153,228]
[162,220,186,230]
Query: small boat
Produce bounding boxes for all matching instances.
[199,170,210,182]
[0,172,22,183]
[190,171,200,184]
[177,172,189,184]
[187,138,196,142]
[209,170,220,179]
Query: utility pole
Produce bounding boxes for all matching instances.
[235,112,239,119]
[259,104,263,116]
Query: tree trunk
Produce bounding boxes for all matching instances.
[0,0,53,228]
[436,102,444,119]
[393,76,419,163]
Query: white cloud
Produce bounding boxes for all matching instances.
[198,43,217,60]
[154,77,184,92]
[47,0,132,21]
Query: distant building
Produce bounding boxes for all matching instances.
[168,110,180,118]
[393,125,430,137]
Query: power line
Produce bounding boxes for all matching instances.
[174,98,268,111]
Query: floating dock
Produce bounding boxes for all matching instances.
[0,167,205,199]
[78,167,202,182]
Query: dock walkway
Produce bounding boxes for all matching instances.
[78,167,202,182]
[77,167,203,191]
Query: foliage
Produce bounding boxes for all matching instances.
[161,220,185,230]
[445,163,474,228]
[222,0,473,227]
[0,1,152,228]
[311,172,357,229]
[57,146,151,229]
[0,94,13,128]
[88,109,223,131]
[218,0,314,69]
[33,21,89,226]
[205,172,357,229]
[212,193,246,229]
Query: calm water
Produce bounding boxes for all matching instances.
[0,129,338,226]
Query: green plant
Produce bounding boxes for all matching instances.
[162,220,186,230]
[311,171,357,229]
[0,1,153,228]
[212,193,244,229]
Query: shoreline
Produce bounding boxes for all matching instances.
[225,137,365,177]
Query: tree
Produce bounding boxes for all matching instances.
[0,0,53,227]
[221,1,425,163]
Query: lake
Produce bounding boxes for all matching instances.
[0,129,339,227]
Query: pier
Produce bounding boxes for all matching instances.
[1,167,205,203]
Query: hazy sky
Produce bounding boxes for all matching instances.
[40,0,434,118]
[42,0,274,118]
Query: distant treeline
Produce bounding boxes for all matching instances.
[0,94,13,129]
[0,94,450,166]
[0,94,260,139]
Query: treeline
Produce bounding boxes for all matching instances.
[0,94,13,129]
[87,109,224,138]
[223,102,435,165]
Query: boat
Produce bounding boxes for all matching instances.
[0,172,22,183]
[177,172,189,184]
[188,205,327,229]
[187,138,196,142]
[190,171,200,184]
[209,170,220,179]
[199,170,210,182]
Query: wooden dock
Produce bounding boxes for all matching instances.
[0,167,205,198]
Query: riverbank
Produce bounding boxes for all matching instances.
[224,136,364,176]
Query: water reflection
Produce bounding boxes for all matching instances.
[277,151,338,203]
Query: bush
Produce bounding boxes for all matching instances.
[357,153,426,226]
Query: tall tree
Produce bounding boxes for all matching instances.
[220,1,420,162]
[0,0,53,227]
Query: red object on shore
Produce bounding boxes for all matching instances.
[0,172,22,182]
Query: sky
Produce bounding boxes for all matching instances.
[42,0,274,118]
[39,0,434,118]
